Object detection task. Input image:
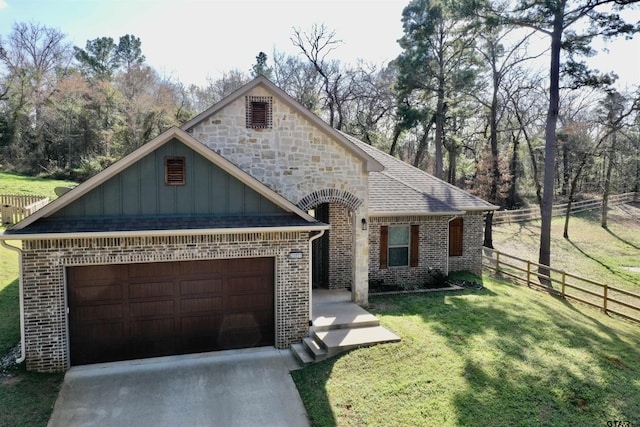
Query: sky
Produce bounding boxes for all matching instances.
[0,0,638,90]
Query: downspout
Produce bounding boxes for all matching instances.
[446,216,458,276]
[308,230,326,323]
[1,240,26,364]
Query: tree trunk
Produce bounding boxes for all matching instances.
[538,3,565,285]
[389,126,402,156]
[507,131,520,209]
[602,136,615,229]
[483,211,494,249]
[489,71,500,203]
[413,125,431,168]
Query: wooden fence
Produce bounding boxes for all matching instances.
[0,195,50,225]
[492,192,638,225]
[482,247,640,324]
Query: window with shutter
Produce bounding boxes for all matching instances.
[380,225,420,269]
[449,218,463,256]
[165,157,185,186]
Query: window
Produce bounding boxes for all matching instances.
[380,225,419,269]
[449,218,463,256]
[246,96,273,128]
[165,157,185,186]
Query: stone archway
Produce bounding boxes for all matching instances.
[297,189,363,212]
[298,189,363,290]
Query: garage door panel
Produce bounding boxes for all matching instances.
[181,296,223,314]
[72,321,124,342]
[128,262,174,278]
[73,304,123,321]
[226,257,272,274]
[229,294,273,311]
[129,281,174,299]
[68,257,275,366]
[69,264,126,282]
[71,284,123,303]
[228,276,272,292]
[181,315,223,335]
[130,318,175,338]
[180,279,223,296]
[179,260,224,275]
[129,300,175,318]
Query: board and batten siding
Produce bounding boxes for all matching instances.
[51,139,286,218]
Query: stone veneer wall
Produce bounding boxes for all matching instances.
[327,203,352,289]
[188,85,370,303]
[368,216,449,286]
[20,232,309,373]
[189,86,368,208]
[447,212,484,275]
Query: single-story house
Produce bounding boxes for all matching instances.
[1,76,497,372]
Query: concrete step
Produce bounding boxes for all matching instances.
[313,302,380,331]
[313,326,401,358]
[290,343,314,366]
[303,337,328,361]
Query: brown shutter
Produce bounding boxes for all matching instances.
[379,226,388,269]
[449,218,463,256]
[410,225,419,267]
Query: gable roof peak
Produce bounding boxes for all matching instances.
[181,76,383,172]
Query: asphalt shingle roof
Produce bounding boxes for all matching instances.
[340,132,498,215]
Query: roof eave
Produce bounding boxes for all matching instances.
[368,210,466,217]
[0,224,331,241]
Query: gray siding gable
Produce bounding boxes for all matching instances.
[52,139,286,218]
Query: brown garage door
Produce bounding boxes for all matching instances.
[68,258,274,366]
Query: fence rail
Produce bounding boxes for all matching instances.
[482,247,640,324]
[0,194,49,225]
[492,192,638,224]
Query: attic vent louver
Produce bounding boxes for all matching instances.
[246,96,273,129]
[165,157,185,185]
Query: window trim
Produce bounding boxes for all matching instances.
[165,156,186,186]
[388,225,410,268]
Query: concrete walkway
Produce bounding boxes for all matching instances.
[48,347,309,427]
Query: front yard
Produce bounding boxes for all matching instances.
[292,275,640,427]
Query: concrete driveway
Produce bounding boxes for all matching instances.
[48,347,310,427]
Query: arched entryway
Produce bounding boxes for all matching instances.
[298,189,362,291]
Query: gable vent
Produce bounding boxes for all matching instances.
[165,157,185,185]
[246,96,273,129]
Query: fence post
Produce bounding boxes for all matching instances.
[495,251,500,274]
[561,272,566,297]
[526,260,531,287]
[603,285,608,313]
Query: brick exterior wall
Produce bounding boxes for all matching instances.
[20,232,310,373]
[447,212,484,275]
[368,213,484,286]
[327,203,352,289]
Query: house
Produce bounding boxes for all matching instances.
[1,76,497,372]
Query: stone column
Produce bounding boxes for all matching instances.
[352,206,369,306]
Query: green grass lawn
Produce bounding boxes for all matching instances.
[0,170,71,426]
[492,203,640,292]
[293,276,640,427]
[0,171,76,200]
